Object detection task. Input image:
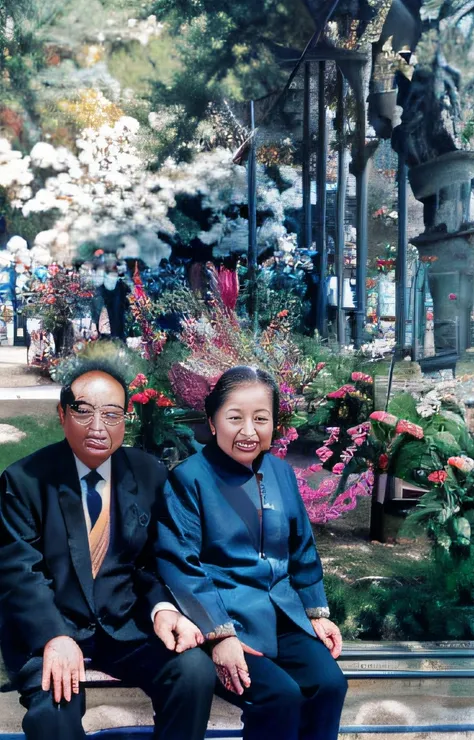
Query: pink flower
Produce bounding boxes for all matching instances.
[332,462,345,475]
[308,463,323,473]
[353,435,366,447]
[370,411,398,426]
[351,372,373,383]
[395,419,424,439]
[129,373,148,390]
[285,427,299,442]
[316,446,334,463]
[279,382,295,395]
[272,446,288,459]
[327,385,356,399]
[316,477,338,496]
[316,362,326,373]
[449,293,457,301]
[326,427,340,442]
[347,422,371,437]
[428,470,447,484]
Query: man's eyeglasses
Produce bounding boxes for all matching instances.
[68,402,125,427]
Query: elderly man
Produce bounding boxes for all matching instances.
[0,360,215,740]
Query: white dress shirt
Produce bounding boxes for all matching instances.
[73,454,177,620]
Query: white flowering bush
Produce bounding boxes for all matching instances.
[0,125,301,266]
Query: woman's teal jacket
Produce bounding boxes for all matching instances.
[156,442,329,657]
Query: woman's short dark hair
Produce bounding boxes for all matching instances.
[205,366,279,426]
[59,360,129,411]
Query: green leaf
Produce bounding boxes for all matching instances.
[388,393,419,423]
[449,516,471,546]
[429,431,461,458]
[392,439,432,484]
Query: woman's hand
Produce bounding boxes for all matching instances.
[212,636,263,695]
[311,617,342,659]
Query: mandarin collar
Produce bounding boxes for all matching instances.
[202,439,268,480]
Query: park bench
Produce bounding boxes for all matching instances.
[3,643,474,738]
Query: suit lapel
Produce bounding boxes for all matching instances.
[55,442,95,612]
[112,448,140,544]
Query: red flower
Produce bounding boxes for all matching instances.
[144,388,159,400]
[130,392,149,405]
[277,309,289,318]
[395,419,424,439]
[449,293,457,301]
[44,295,56,305]
[94,249,104,256]
[378,454,389,471]
[316,362,326,373]
[428,470,447,484]
[156,395,174,407]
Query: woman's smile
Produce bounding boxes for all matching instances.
[234,439,259,453]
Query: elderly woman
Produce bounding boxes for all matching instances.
[156,366,347,740]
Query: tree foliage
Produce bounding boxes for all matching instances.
[147,0,315,163]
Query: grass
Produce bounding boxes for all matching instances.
[0,415,64,473]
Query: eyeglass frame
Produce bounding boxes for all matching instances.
[67,401,126,427]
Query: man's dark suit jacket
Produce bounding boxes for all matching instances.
[0,439,169,683]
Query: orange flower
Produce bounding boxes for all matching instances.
[277,309,289,318]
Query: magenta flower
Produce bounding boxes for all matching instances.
[332,462,345,475]
[217,267,239,310]
[449,293,457,301]
[332,492,358,512]
[327,385,356,399]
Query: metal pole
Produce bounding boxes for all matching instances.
[354,93,368,349]
[302,62,312,251]
[316,60,328,337]
[395,149,408,356]
[247,100,258,327]
[335,69,347,344]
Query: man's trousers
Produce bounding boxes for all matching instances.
[17,632,216,740]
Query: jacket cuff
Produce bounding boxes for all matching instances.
[204,622,237,641]
[306,607,330,619]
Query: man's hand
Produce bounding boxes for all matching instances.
[42,636,86,703]
[212,636,263,696]
[311,617,343,659]
[154,610,204,653]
